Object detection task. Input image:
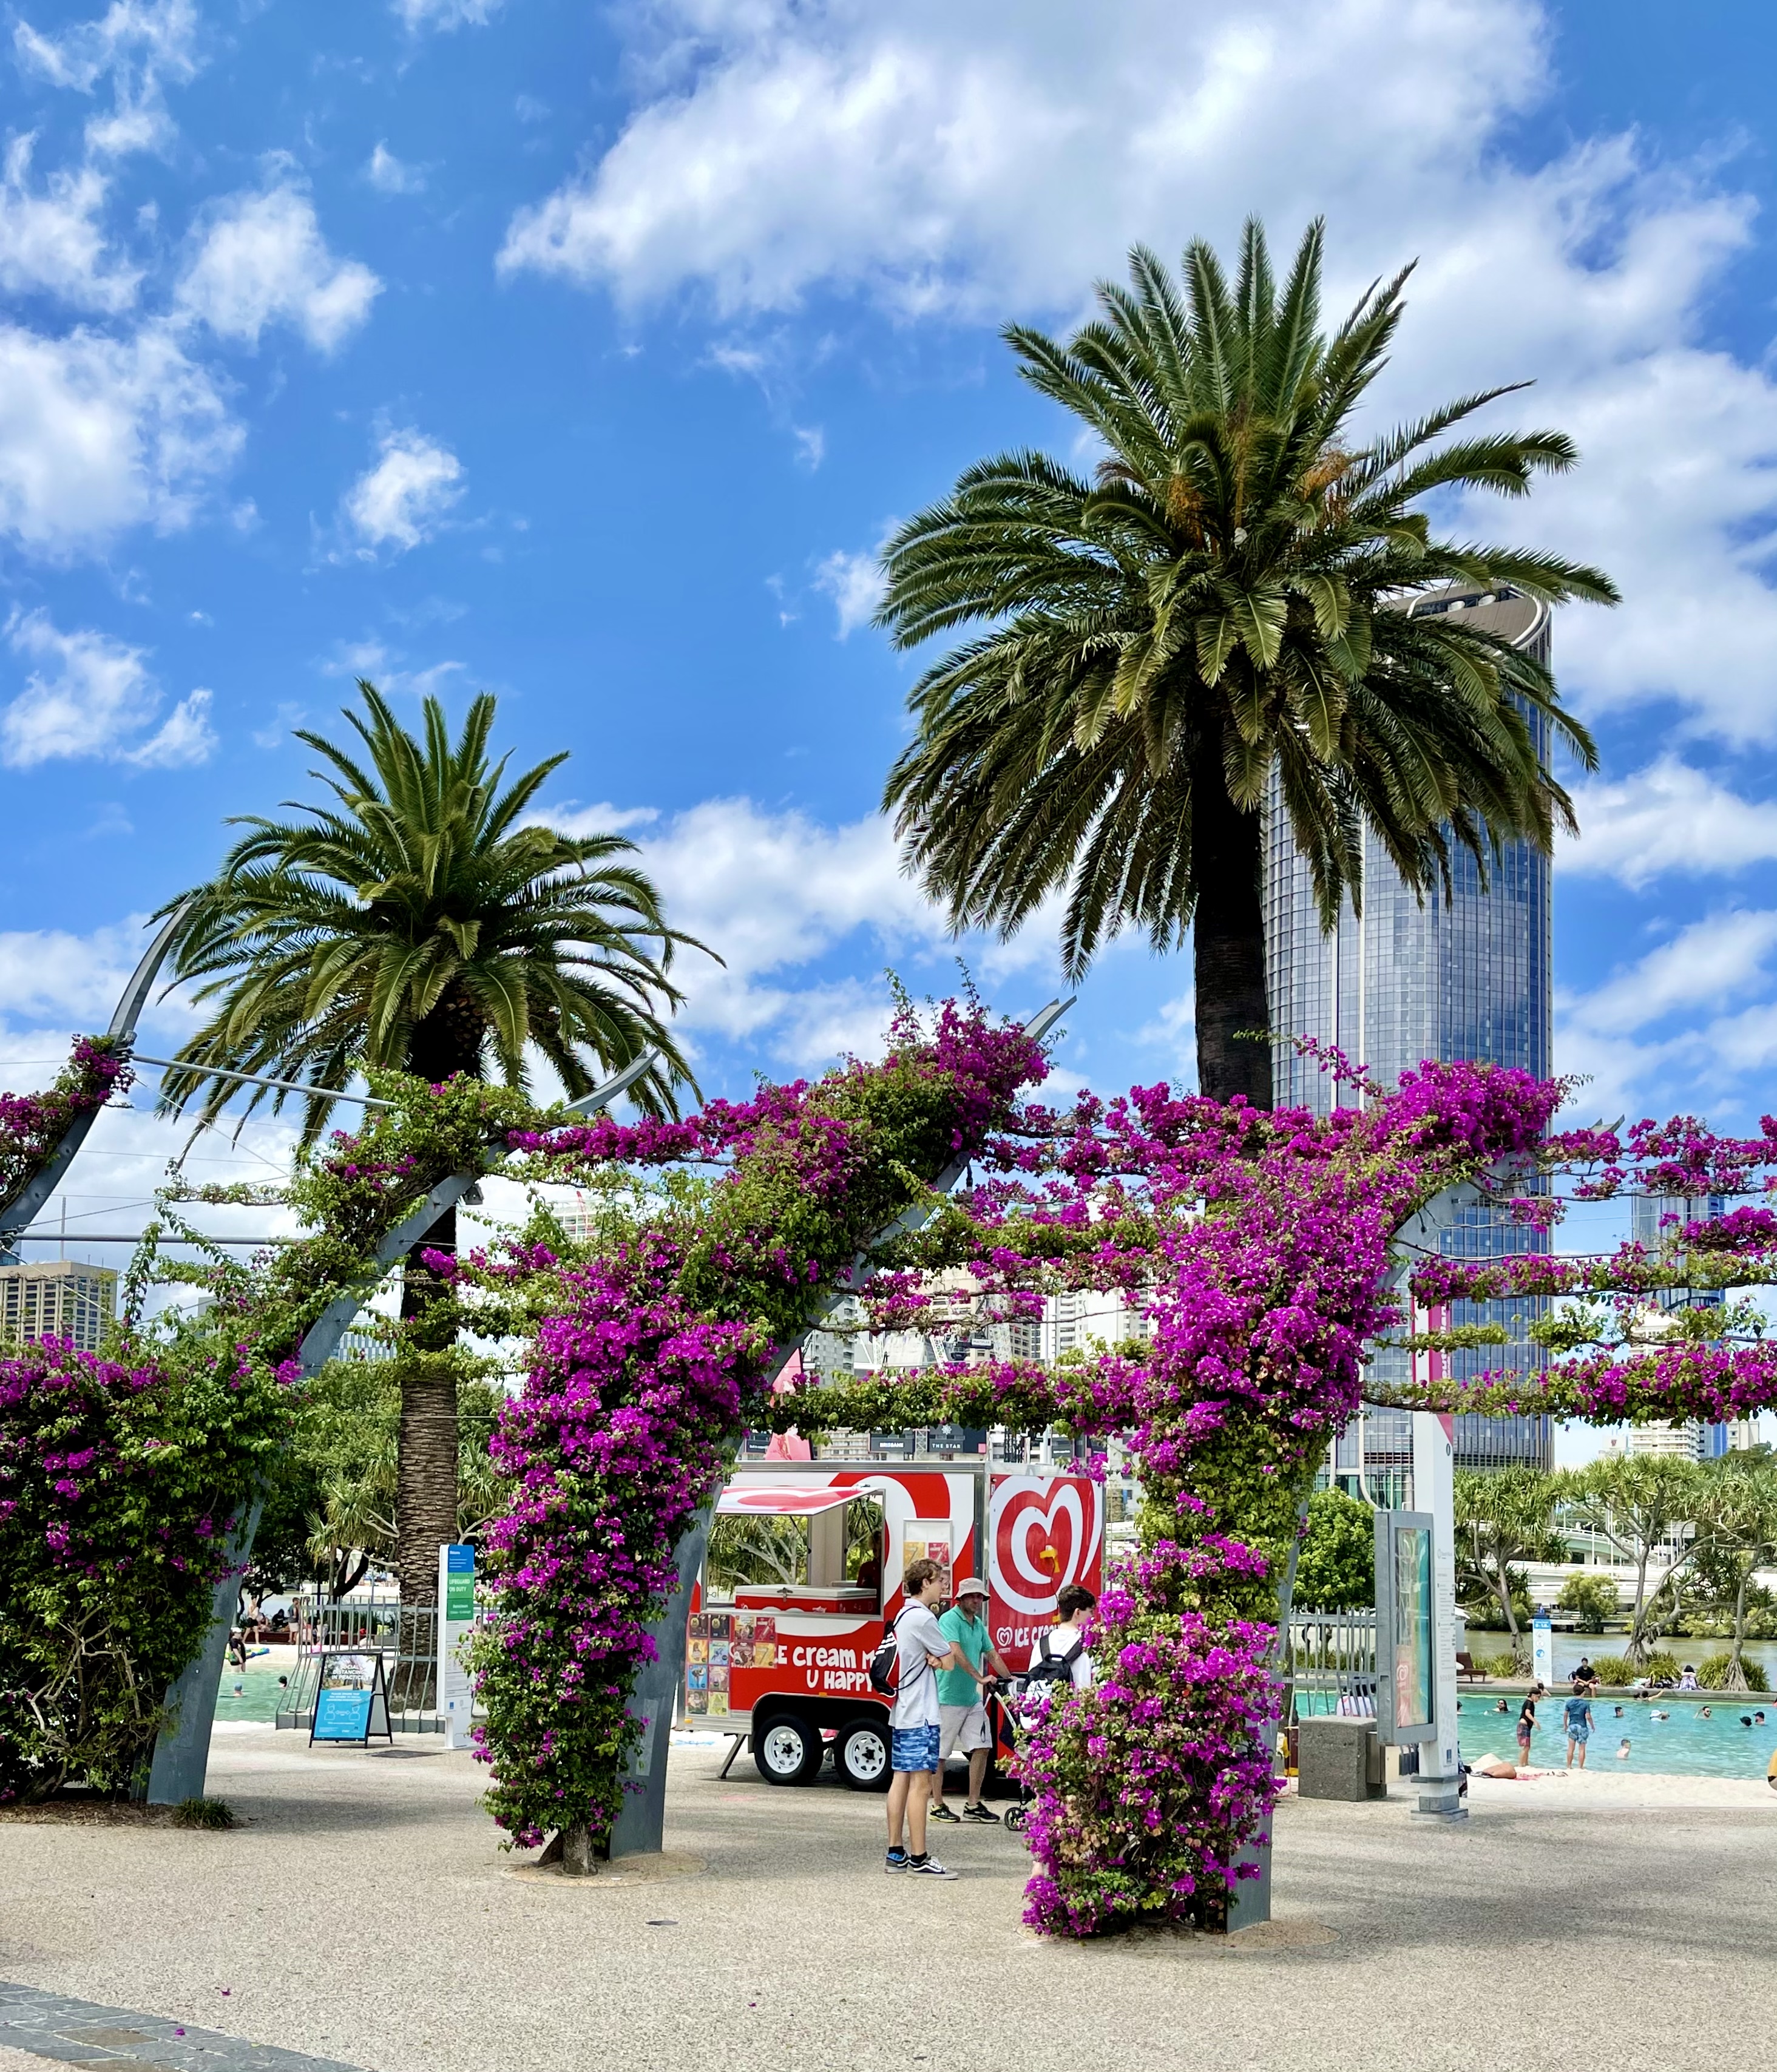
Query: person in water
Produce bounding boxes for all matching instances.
[1563,1682,1596,1770]
[1699,1705,1713,1719]
[1616,1738,1631,1759]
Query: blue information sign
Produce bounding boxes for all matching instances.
[308,1651,394,1747]
[314,1687,374,1740]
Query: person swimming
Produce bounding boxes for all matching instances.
[1613,1705,1625,1718]
[1494,1698,1509,1714]
[1616,1738,1631,1759]
[1652,1710,1670,1721]
[1743,1715,1756,1728]
[1700,1705,1713,1719]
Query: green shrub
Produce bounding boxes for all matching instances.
[1642,1649,1682,1685]
[1293,1490,1375,1611]
[1588,1654,1635,1685]
[1695,1652,1770,1692]
[1555,1573,1618,1633]
[1472,1650,1520,1679]
[171,1796,235,1829]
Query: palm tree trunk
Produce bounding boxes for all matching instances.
[1191,753,1271,1108]
[395,1204,459,1609]
[393,989,485,1609]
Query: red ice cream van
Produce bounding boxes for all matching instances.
[685,1459,1104,1789]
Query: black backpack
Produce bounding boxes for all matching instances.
[868,1605,922,1696]
[1022,1631,1083,1697]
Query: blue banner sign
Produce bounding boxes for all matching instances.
[314,1687,374,1741]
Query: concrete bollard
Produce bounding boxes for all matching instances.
[1296,1716,1386,1802]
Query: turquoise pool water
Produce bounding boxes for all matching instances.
[211,1659,288,1724]
[1457,1695,1777,1781]
[1300,1690,1777,1781]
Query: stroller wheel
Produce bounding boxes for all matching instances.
[1004,1803,1028,1832]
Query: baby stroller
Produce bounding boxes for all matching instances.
[987,1676,1042,1833]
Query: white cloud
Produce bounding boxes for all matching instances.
[176,186,381,353]
[0,319,239,552]
[498,0,1546,314]
[395,0,503,27]
[0,135,137,310]
[124,685,214,767]
[13,0,201,158]
[498,0,1777,743]
[340,428,465,554]
[1134,989,1197,1091]
[813,541,886,638]
[0,917,151,1027]
[0,609,217,769]
[1561,759,1777,888]
[1569,911,1777,1038]
[366,144,425,196]
[535,793,1063,1069]
[1556,910,1777,1119]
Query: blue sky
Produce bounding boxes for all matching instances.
[5,0,1777,1305]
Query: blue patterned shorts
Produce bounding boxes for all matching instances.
[891,1722,942,1774]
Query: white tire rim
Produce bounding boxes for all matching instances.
[762,1724,807,1776]
[845,1731,888,1781]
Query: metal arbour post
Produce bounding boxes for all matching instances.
[611,999,1072,1859]
[144,1049,663,1805]
[0,901,192,1265]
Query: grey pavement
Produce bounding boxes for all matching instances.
[4,1733,1777,2072]
[0,1982,363,2070]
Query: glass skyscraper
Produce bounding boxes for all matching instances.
[1269,583,1554,1474]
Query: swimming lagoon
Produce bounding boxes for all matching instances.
[1459,1695,1777,1781]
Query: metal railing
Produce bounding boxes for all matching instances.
[1286,1608,1379,1718]
[274,1597,446,1733]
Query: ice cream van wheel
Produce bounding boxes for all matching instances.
[753,1713,825,1786]
[837,1716,892,1792]
[1003,1803,1029,1833]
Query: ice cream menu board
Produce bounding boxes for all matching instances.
[685,1611,777,1715]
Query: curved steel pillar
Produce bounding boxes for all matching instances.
[0,902,191,1264]
[145,1049,662,1804]
[609,1000,1072,1859]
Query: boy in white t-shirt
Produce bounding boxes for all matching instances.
[885,1557,963,1878]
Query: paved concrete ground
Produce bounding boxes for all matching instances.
[4,1733,1777,2072]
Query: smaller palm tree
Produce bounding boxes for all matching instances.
[158,680,706,1136]
[157,682,712,1605]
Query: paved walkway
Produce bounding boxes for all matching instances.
[0,1983,363,2070]
[3,1735,1776,2071]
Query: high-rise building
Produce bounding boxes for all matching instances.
[0,1259,118,1352]
[1268,582,1554,1474]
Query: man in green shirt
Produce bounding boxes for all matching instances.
[930,1577,1014,1824]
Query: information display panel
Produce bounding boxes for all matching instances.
[1373,1509,1438,1747]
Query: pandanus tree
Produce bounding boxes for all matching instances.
[157,682,708,1602]
[879,218,1616,1103]
[1454,1465,1563,1647]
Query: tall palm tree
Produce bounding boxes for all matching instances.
[879,218,1617,1105]
[157,682,711,1602]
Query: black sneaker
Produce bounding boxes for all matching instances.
[885,1847,909,1873]
[928,1803,961,1823]
[905,1854,958,1879]
[961,1802,1001,1823]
